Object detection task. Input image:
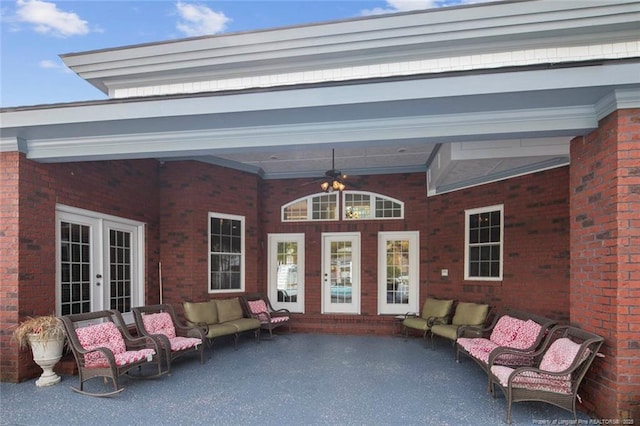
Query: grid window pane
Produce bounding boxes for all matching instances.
[467,206,502,279]
[60,222,92,316]
[210,216,243,291]
[312,194,337,220]
[109,229,132,314]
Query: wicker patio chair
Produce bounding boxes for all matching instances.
[132,304,206,374]
[402,297,455,346]
[489,325,604,424]
[61,309,165,397]
[243,293,291,338]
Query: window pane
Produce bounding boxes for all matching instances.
[385,239,409,304]
[210,215,243,291]
[312,194,337,220]
[466,207,502,279]
[283,200,308,221]
[276,241,298,303]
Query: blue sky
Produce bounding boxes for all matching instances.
[0,0,485,108]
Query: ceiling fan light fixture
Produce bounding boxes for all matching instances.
[320,181,330,191]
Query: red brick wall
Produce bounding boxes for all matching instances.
[570,109,640,421]
[261,173,429,334]
[157,161,262,307]
[0,152,21,381]
[260,169,569,334]
[427,167,571,320]
[2,154,160,382]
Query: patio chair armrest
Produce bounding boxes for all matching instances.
[427,316,447,327]
[457,325,484,339]
[79,346,117,365]
[404,312,418,319]
[193,322,209,335]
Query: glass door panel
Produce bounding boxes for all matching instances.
[322,233,360,314]
[268,234,305,313]
[378,231,419,315]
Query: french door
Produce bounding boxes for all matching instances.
[56,205,145,321]
[267,233,305,313]
[322,233,360,314]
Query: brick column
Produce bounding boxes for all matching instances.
[0,152,21,382]
[569,108,640,421]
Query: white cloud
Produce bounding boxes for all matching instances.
[15,0,89,37]
[361,0,502,16]
[38,59,59,68]
[175,1,230,37]
[38,58,73,73]
[361,0,437,16]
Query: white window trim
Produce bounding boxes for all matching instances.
[378,231,419,315]
[464,204,504,281]
[267,233,305,313]
[208,212,245,293]
[281,193,338,222]
[343,191,404,220]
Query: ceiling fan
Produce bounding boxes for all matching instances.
[317,149,348,192]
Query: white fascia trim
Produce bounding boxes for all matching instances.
[0,137,27,153]
[25,106,597,162]
[4,61,636,129]
[595,87,640,119]
[63,1,640,87]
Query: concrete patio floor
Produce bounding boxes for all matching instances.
[1,333,593,425]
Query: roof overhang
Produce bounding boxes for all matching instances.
[2,0,639,195]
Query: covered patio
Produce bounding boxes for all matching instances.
[1,0,639,421]
[0,333,594,425]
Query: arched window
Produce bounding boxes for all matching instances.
[282,193,338,222]
[343,191,403,220]
[281,191,403,222]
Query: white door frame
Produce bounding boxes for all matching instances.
[321,232,360,314]
[55,204,145,321]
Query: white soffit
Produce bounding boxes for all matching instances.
[426,137,571,195]
[60,0,640,97]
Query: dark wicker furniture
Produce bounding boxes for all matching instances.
[61,309,164,397]
[132,304,206,374]
[489,325,604,424]
[243,293,292,338]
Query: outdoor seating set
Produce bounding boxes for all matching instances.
[61,294,290,397]
[402,298,605,424]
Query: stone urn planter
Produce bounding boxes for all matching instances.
[13,315,66,387]
[27,334,65,386]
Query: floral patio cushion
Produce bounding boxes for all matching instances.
[491,365,572,394]
[76,321,155,368]
[509,319,542,350]
[247,300,269,321]
[490,337,585,395]
[489,316,524,346]
[248,300,290,324]
[142,312,176,338]
[168,336,202,351]
[539,337,582,372]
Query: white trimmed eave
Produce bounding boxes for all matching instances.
[59,0,640,96]
[1,62,639,184]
